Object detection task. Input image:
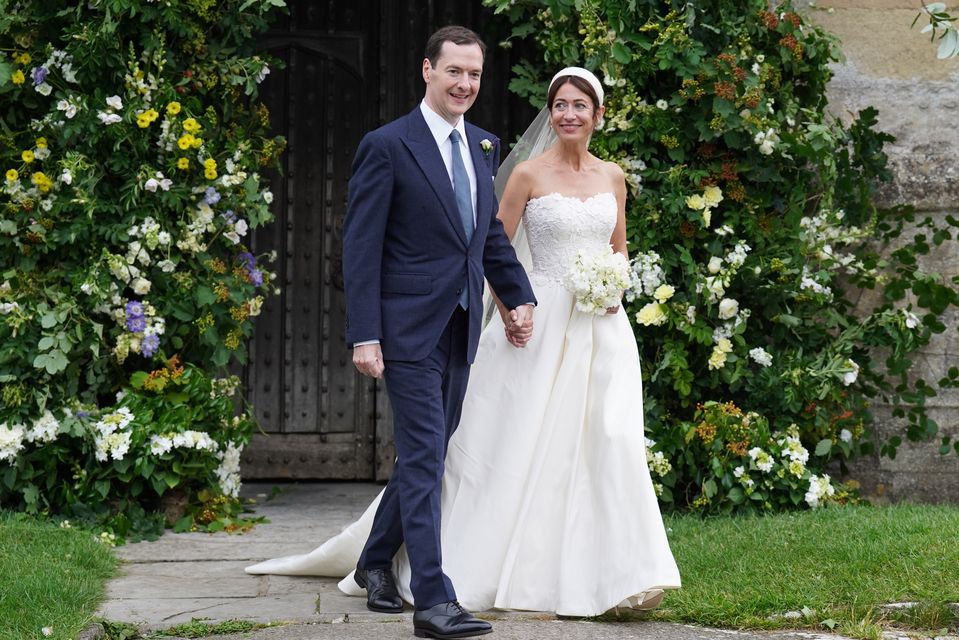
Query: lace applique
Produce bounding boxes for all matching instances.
[522,192,617,286]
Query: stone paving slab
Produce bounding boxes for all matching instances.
[92,482,890,640]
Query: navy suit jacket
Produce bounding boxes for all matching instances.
[343,106,535,363]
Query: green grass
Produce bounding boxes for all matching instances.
[0,512,117,640]
[643,503,959,637]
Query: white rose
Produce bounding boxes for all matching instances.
[717,298,739,320]
[132,277,151,295]
[707,256,723,274]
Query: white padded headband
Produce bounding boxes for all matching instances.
[548,67,604,106]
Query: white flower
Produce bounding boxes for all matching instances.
[224,231,241,244]
[158,259,176,273]
[804,474,835,508]
[778,434,809,463]
[840,429,853,443]
[144,178,159,192]
[149,435,174,456]
[751,62,760,75]
[26,410,60,444]
[656,99,669,110]
[564,247,630,315]
[262,189,274,204]
[749,347,773,367]
[131,277,151,295]
[707,256,723,274]
[756,54,765,63]
[157,231,171,245]
[733,466,745,478]
[80,282,95,294]
[748,447,774,473]
[60,169,73,185]
[56,99,78,119]
[255,65,271,83]
[717,298,739,320]
[842,359,859,386]
[42,627,53,637]
[97,111,123,125]
[0,422,26,462]
[36,82,52,96]
[902,309,920,329]
[106,95,123,110]
[685,305,696,324]
[234,219,249,237]
[0,302,21,314]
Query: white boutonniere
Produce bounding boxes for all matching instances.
[480,138,493,156]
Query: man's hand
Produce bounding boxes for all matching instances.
[353,343,385,378]
[505,304,534,348]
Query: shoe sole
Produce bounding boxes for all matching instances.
[354,570,404,613]
[413,627,493,639]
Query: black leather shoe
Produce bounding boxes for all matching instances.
[354,565,404,613]
[413,601,492,639]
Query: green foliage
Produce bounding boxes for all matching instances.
[486,0,959,512]
[0,0,286,534]
[0,511,118,640]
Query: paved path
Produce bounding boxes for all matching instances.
[94,482,867,640]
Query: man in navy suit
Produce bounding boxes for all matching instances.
[342,25,536,639]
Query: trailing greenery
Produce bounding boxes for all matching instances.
[0,511,117,640]
[485,0,959,513]
[0,1,286,536]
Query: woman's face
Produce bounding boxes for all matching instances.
[549,81,603,142]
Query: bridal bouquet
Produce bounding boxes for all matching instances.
[564,246,631,314]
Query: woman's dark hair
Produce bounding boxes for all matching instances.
[425,25,486,66]
[547,76,600,111]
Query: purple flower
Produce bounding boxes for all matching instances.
[125,300,144,318]
[32,66,49,85]
[76,411,90,418]
[141,334,160,357]
[237,251,255,268]
[221,209,237,223]
[204,187,221,205]
[126,316,146,333]
[249,268,263,287]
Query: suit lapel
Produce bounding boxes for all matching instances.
[401,108,470,246]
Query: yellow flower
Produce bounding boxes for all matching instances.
[653,284,675,303]
[177,157,190,170]
[21,150,34,163]
[145,108,159,122]
[203,158,217,170]
[17,53,31,65]
[190,136,202,149]
[166,101,182,115]
[31,171,52,192]
[685,194,706,210]
[182,117,201,134]
[136,115,151,129]
[204,169,218,180]
[11,70,25,85]
[35,137,47,149]
[703,185,723,208]
[635,302,668,326]
[5,169,18,182]
[177,134,194,150]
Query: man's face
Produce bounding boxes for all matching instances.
[422,41,484,125]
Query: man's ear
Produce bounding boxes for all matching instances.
[422,58,432,84]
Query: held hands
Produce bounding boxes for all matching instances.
[505,304,534,348]
[353,343,385,379]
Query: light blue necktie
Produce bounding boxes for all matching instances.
[449,129,474,308]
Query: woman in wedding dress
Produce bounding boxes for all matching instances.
[246,67,681,617]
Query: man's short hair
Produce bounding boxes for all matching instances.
[425,25,486,66]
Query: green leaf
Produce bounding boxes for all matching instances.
[173,515,194,533]
[612,41,632,64]
[814,438,833,456]
[704,478,717,498]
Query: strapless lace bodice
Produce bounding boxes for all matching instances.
[522,192,617,286]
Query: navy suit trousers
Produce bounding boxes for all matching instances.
[358,307,470,609]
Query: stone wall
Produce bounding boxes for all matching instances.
[804,2,959,503]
